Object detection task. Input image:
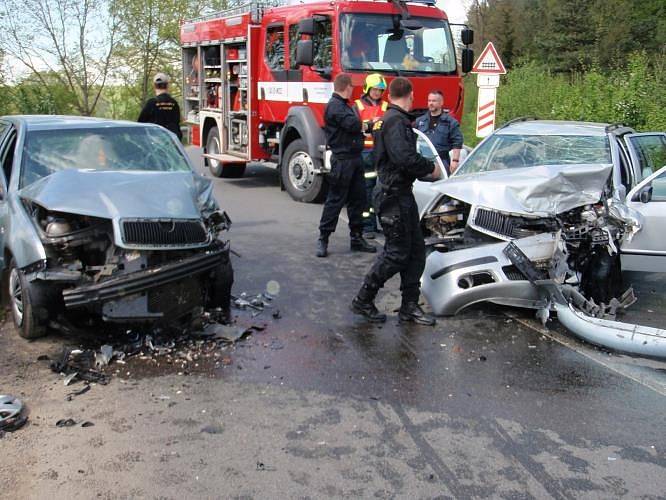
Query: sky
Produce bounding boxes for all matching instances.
[436,0,469,23]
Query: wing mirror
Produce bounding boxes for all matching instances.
[298,18,315,36]
[639,185,653,203]
[461,48,474,73]
[461,28,474,46]
[296,39,314,66]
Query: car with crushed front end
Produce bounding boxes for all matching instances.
[0,116,233,339]
[413,120,666,357]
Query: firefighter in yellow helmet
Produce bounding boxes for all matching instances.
[353,73,388,238]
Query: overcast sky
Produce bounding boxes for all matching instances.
[437,0,469,23]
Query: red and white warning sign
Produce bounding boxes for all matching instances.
[476,88,497,138]
[471,42,506,138]
[471,42,506,75]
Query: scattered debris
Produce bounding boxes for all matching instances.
[272,309,282,319]
[256,462,276,471]
[0,395,28,433]
[81,421,95,428]
[56,418,77,428]
[201,423,224,434]
[37,355,50,361]
[50,347,109,385]
[197,323,251,343]
[95,345,114,368]
[65,385,91,401]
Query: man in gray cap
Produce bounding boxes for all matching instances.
[138,73,183,140]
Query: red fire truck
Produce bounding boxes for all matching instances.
[180,0,473,202]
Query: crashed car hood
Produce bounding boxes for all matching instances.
[19,170,216,219]
[431,164,613,215]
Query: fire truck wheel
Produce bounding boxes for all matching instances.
[205,126,224,177]
[281,139,326,203]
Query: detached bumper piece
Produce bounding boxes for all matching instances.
[62,244,229,308]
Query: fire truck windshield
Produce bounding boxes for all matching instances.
[340,14,457,74]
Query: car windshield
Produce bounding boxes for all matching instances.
[455,134,611,176]
[340,14,456,74]
[21,126,190,187]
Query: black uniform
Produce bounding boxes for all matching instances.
[138,93,183,140]
[318,93,366,236]
[361,104,434,303]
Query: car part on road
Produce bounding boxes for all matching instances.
[0,395,28,433]
[55,418,77,427]
[65,384,91,401]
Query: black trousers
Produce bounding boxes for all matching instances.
[363,192,425,303]
[318,156,366,236]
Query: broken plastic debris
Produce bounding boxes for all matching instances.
[56,418,77,428]
[63,372,79,386]
[0,395,28,432]
[272,309,282,319]
[65,384,91,401]
[81,421,94,428]
[199,323,250,343]
[256,462,276,471]
[95,345,114,368]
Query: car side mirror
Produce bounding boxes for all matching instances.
[461,48,474,73]
[296,39,314,66]
[298,17,315,36]
[461,28,474,46]
[639,185,653,203]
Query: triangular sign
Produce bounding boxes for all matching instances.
[471,42,506,75]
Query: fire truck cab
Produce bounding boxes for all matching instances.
[181,0,473,202]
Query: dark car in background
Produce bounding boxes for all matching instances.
[0,116,233,339]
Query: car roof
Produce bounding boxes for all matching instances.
[4,115,157,132]
[496,120,611,137]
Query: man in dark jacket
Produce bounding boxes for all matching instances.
[316,73,376,258]
[138,73,183,140]
[415,90,463,175]
[351,77,442,325]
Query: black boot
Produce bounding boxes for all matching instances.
[316,235,328,258]
[350,233,376,253]
[399,302,436,326]
[351,284,386,322]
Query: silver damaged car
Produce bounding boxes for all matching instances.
[0,116,233,339]
[414,120,666,357]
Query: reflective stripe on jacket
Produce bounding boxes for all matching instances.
[354,97,388,148]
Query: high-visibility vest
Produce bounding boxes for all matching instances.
[354,98,388,148]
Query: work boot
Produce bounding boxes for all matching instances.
[316,236,328,258]
[399,302,436,326]
[351,284,386,322]
[350,233,376,253]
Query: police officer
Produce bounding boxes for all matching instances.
[351,77,442,325]
[316,73,376,258]
[138,73,183,140]
[415,90,463,175]
[353,74,388,239]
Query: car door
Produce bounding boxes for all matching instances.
[620,162,666,272]
[0,120,13,270]
[413,128,448,216]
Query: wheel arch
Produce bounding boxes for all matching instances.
[202,117,221,151]
[279,107,326,169]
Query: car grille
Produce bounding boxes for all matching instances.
[473,208,557,239]
[121,219,208,246]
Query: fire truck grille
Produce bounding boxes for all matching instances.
[121,219,208,246]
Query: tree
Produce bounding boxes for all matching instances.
[112,0,227,111]
[0,0,120,116]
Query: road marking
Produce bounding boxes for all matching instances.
[505,311,666,397]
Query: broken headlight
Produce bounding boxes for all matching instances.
[22,199,109,245]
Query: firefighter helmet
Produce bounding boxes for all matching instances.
[363,73,387,94]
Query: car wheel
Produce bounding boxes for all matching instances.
[281,139,326,203]
[205,126,224,177]
[9,259,48,339]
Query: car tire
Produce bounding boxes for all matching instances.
[205,126,224,177]
[8,259,49,339]
[281,139,326,203]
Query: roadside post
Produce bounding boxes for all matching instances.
[471,42,506,138]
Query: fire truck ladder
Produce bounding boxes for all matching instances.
[187,0,287,24]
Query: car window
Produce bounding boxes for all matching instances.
[21,126,190,187]
[288,24,299,69]
[265,25,285,70]
[312,16,332,69]
[456,134,611,175]
[626,134,666,182]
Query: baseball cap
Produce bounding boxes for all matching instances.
[153,73,170,85]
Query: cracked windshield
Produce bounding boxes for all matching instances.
[341,14,456,74]
[21,127,190,186]
[456,134,611,175]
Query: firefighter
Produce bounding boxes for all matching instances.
[353,73,388,239]
[316,73,376,258]
[138,73,183,141]
[415,90,463,175]
[351,77,442,325]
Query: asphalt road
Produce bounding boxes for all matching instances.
[1,150,665,499]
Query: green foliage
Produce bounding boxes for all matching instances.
[7,73,79,115]
[462,52,666,146]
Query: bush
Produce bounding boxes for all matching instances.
[461,51,666,146]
